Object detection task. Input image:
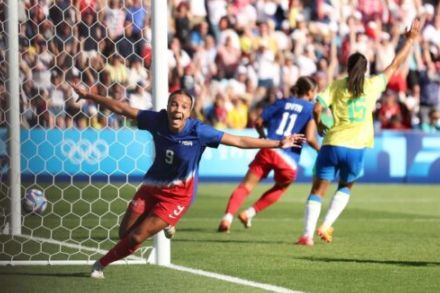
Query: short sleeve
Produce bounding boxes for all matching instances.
[316,83,333,108]
[137,110,163,131]
[366,74,388,107]
[261,99,283,123]
[196,122,224,148]
[370,74,387,94]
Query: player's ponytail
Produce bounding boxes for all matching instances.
[347,52,367,99]
[290,76,316,97]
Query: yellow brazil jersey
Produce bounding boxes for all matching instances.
[317,74,387,148]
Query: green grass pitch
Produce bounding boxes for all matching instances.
[1,183,440,292]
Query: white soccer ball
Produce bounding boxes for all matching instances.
[23,189,48,214]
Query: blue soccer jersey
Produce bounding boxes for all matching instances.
[262,97,314,163]
[137,110,224,191]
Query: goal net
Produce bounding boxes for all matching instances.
[0,0,169,266]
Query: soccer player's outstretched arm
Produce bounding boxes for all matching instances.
[383,18,421,81]
[70,83,139,120]
[220,132,305,149]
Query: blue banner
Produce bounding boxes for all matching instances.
[0,128,439,183]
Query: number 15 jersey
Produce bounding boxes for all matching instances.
[317,74,387,148]
[262,97,314,163]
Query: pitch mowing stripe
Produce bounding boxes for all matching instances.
[168,264,303,293]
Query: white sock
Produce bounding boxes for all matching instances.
[246,207,256,218]
[303,195,322,237]
[322,189,350,229]
[223,213,233,223]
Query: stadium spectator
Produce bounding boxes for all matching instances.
[218,76,320,233]
[104,54,128,84]
[104,0,126,40]
[216,36,241,79]
[125,0,149,39]
[377,89,411,130]
[421,108,440,132]
[129,81,152,111]
[78,11,105,58]
[47,71,68,129]
[296,19,420,246]
[69,85,305,278]
[11,0,440,132]
[174,1,192,52]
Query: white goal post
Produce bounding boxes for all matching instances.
[0,0,170,266]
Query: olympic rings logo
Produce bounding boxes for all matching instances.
[61,139,109,164]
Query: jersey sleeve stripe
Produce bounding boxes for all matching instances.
[316,96,328,108]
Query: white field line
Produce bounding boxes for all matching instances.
[168,264,304,293]
[7,234,149,262]
[181,217,440,222]
[5,234,304,292]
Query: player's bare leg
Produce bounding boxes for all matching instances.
[91,215,168,278]
[119,208,144,239]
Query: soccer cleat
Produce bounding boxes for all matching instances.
[164,225,176,239]
[238,211,252,229]
[90,261,104,279]
[217,220,231,233]
[317,225,334,243]
[295,235,314,246]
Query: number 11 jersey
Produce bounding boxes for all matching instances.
[262,96,314,163]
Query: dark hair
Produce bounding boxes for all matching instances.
[290,76,317,97]
[168,89,195,109]
[347,53,367,98]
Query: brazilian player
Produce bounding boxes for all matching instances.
[296,18,421,245]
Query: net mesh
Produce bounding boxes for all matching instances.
[0,0,155,264]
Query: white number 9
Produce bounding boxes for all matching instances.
[165,149,174,164]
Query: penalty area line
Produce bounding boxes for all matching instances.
[168,264,304,293]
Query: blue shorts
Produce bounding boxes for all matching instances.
[314,145,366,183]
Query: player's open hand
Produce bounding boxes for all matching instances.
[279,134,306,148]
[69,82,89,102]
[406,18,421,41]
[317,121,329,137]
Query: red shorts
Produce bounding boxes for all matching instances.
[129,184,192,226]
[248,149,297,184]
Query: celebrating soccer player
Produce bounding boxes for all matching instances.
[296,18,421,246]
[218,76,320,233]
[70,85,305,278]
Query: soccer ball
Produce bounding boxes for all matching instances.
[23,189,48,214]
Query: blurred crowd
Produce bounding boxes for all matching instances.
[0,0,440,133]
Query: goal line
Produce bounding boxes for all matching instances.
[0,233,152,266]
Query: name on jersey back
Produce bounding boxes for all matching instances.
[284,103,303,112]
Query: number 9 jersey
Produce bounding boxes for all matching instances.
[316,74,387,148]
[137,110,224,192]
[262,96,314,163]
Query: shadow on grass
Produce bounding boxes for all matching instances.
[0,271,89,278]
[297,257,440,267]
